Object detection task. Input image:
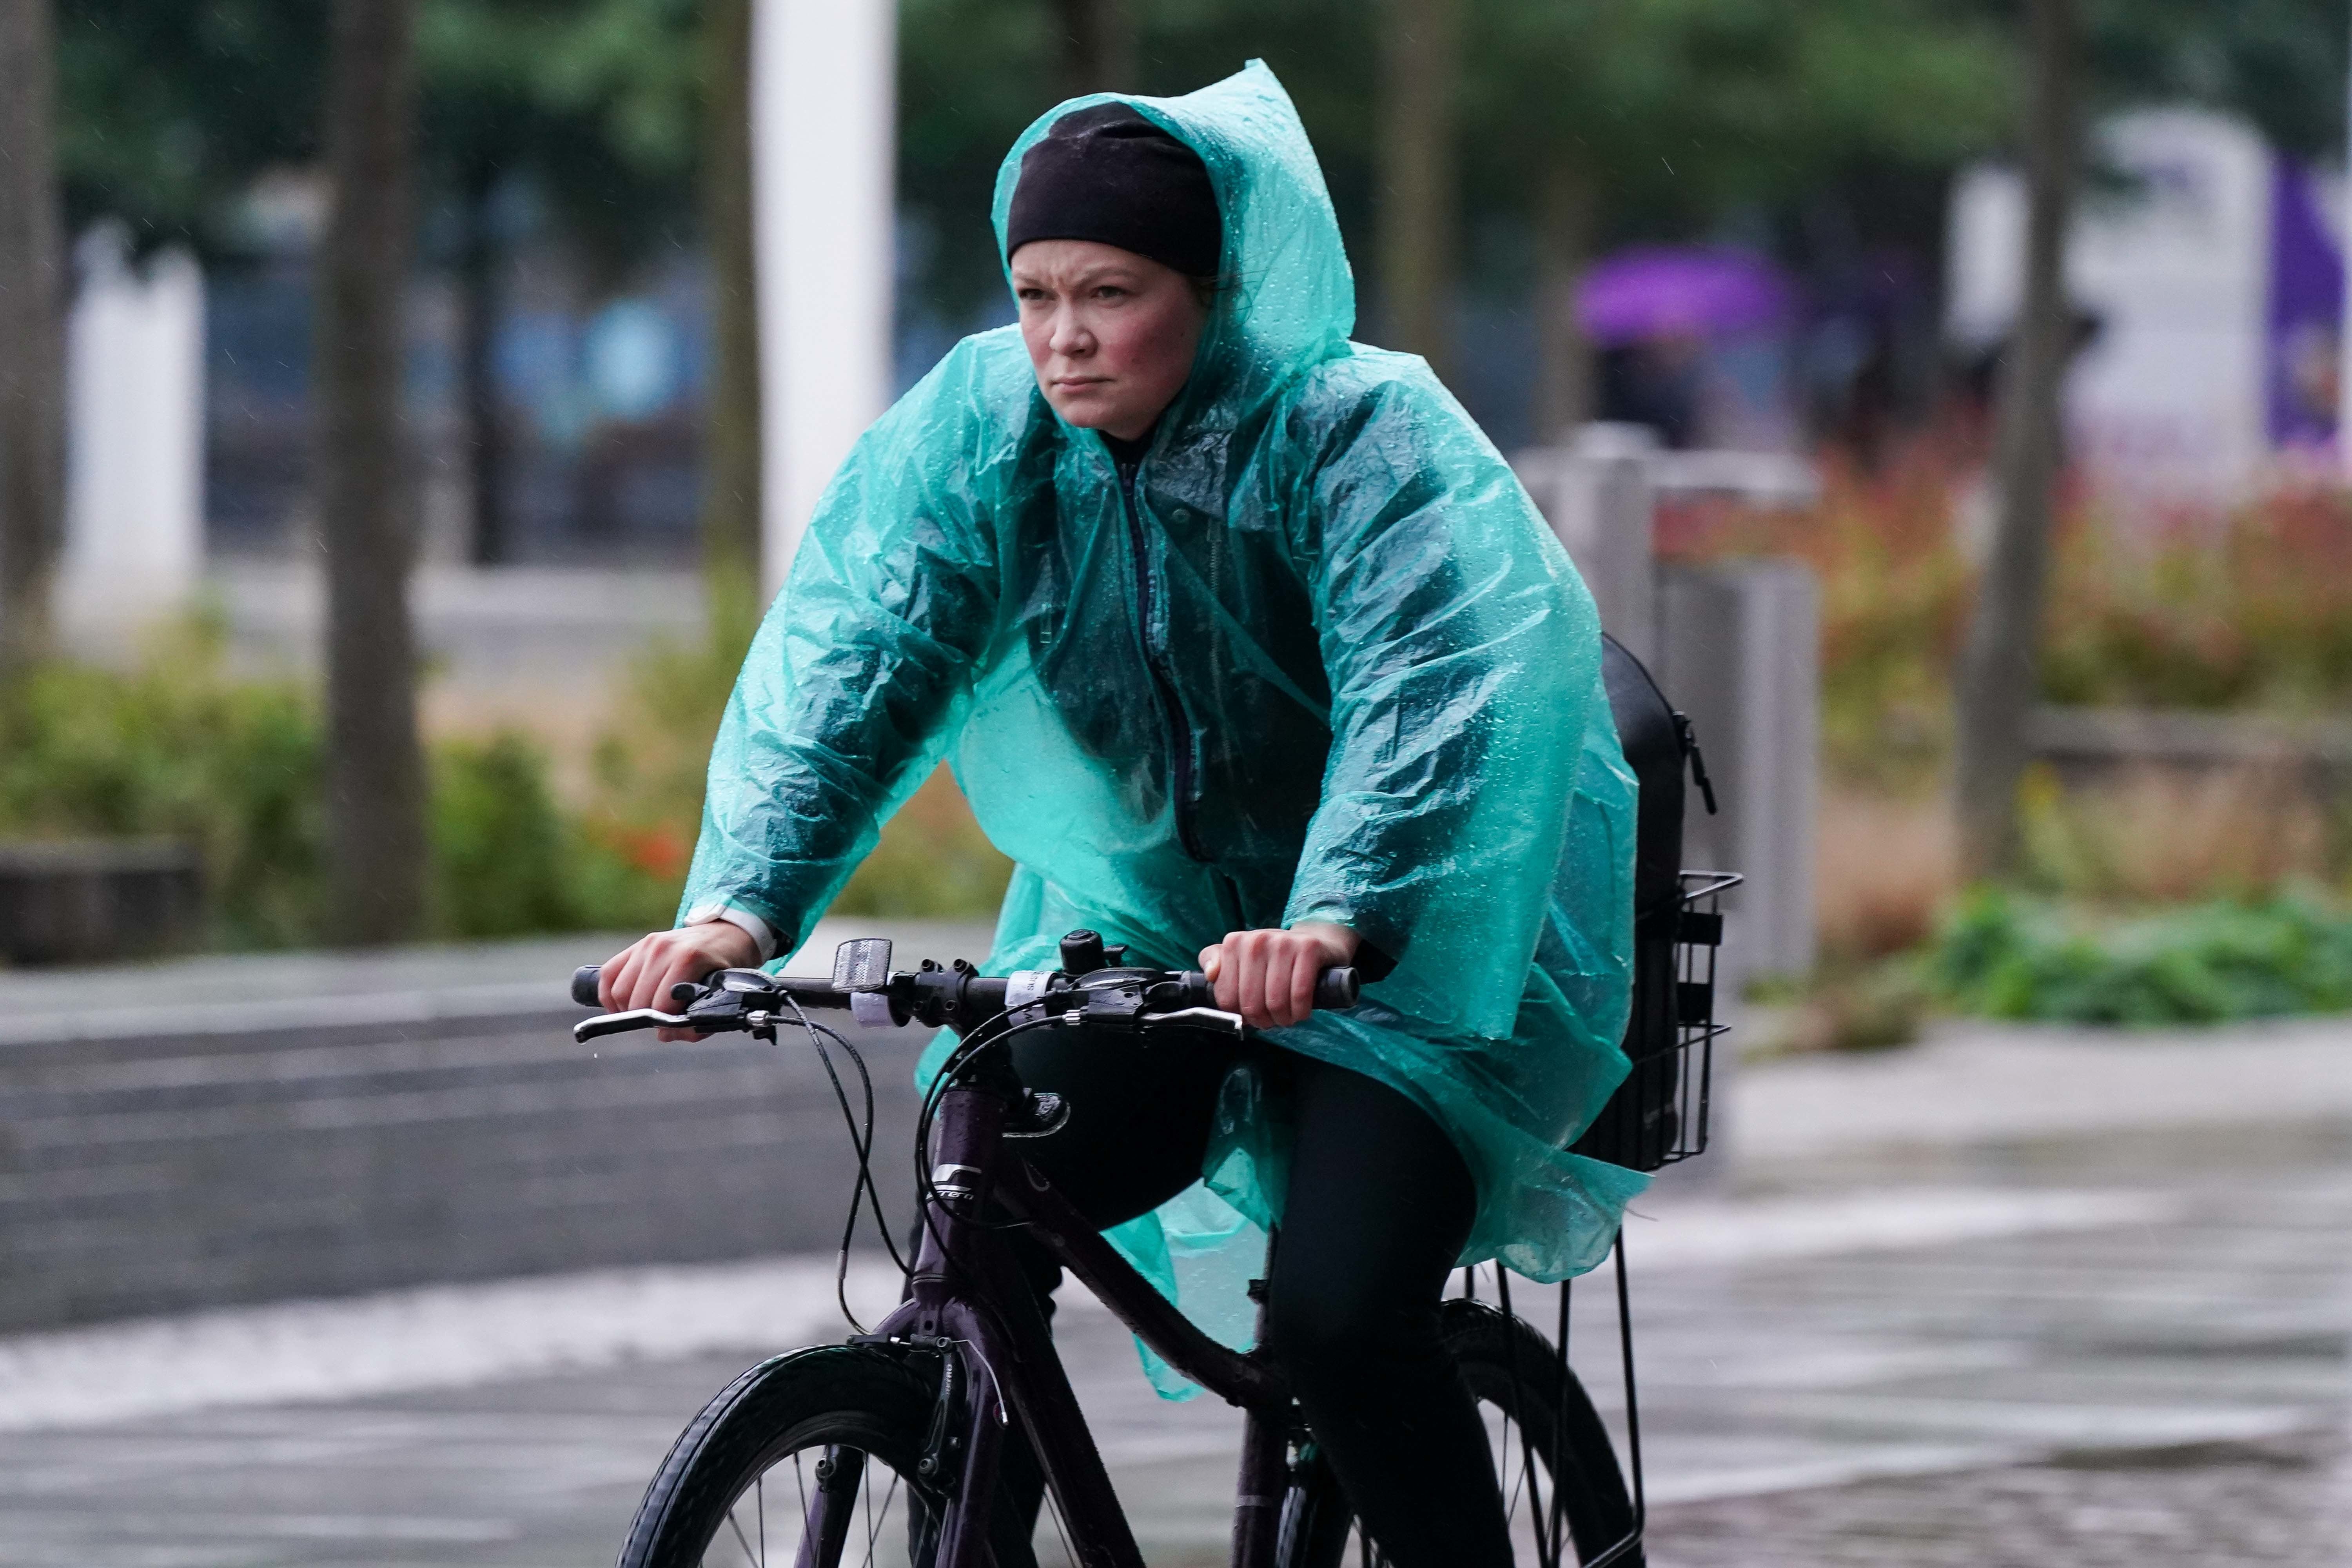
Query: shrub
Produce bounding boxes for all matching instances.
[431,730,692,938]
[430,733,578,938]
[1661,448,1968,791]
[829,769,1014,920]
[1933,887,2352,1025]
[0,567,1018,959]
[2042,487,2352,714]
[1667,454,2352,788]
[0,627,698,951]
[0,618,326,947]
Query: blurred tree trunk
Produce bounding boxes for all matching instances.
[700,0,761,642]
[1954,0,2079,881]
[1051,0,1134,97]
[1531,157,1596,443]
[457,151,509,566]
[316,0,429,944]
[1376,0,1462,381]
[0,0,64,675]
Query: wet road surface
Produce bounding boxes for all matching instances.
[2,1112,2345,1566]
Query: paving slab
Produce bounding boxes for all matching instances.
[1647,1429,2352,1567]
[1731,1009,2352,1161]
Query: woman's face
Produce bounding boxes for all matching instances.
[1012,239,1207,443]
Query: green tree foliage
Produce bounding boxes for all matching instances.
[415,0,700,274]
[53,0,325,249]
[53,0,697,263]
[2086,0,2348,156]
[1467,0,2014,227]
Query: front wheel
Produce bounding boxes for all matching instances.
[615,1343,1038,1568]
[1278,1300,1639,1568]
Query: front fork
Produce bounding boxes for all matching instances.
[851,1083,1149,1568]
[796,1445,866,1568]
[813,1082,1301,1568]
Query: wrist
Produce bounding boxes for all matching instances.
[692,921,762,969]
[1288,920,1359,963]
[683,903,778,963]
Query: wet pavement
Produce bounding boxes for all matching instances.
[1,1003,2346,1565]
[1653,1428,2351,1567]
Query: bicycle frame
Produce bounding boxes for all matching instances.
[576,909,1728,1567]
[834,1080,1294,1568]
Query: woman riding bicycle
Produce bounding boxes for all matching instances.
[599,63,1642,1567]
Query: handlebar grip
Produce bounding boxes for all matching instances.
[572,965,602,1007]
[1314,967,1360,1010]
[1173,966,1360,1011]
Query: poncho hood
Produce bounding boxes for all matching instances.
[994,62,1354,437]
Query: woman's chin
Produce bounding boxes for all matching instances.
[1049,397,1113,429]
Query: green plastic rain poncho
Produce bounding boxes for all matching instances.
[680,62,1646,1387]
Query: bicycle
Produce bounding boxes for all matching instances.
[572,887,1729,1568]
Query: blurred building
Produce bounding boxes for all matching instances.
[203,181,711,570]
[1948,107,2345,505]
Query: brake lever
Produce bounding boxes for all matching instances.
[1143,1005,1247,1034]
[574,1008,695,1043]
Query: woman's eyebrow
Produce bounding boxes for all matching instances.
[1012,265,1144,292]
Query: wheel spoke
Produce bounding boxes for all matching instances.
[862,1467,901,1567]
[724,1505,760,1568]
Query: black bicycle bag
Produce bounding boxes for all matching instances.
[1568,633,1727,1173]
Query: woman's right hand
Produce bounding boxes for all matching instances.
[598,923,763,1041]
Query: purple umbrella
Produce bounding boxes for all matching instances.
[1576,246,1792,346]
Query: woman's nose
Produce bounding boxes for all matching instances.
[1048,308,1092,358]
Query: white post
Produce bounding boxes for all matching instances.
[62,226,205,635]
[1658,559,1821,989]
[751,0,897,600]
[1512,422,1659,665]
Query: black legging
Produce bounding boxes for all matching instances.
[997,1024,1515,1568]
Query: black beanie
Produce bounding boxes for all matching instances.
[1005,105,1223,279]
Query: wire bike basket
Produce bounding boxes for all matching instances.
[1571,869,1740,1174]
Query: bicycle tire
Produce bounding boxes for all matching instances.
[1277,1300,1639,1568]
[615,1343,1038,1568]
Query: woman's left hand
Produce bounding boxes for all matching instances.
[1200,922,1360,1029]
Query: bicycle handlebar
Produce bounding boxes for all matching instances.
[572,962,1357,1013]
[570,939,1359,1045]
